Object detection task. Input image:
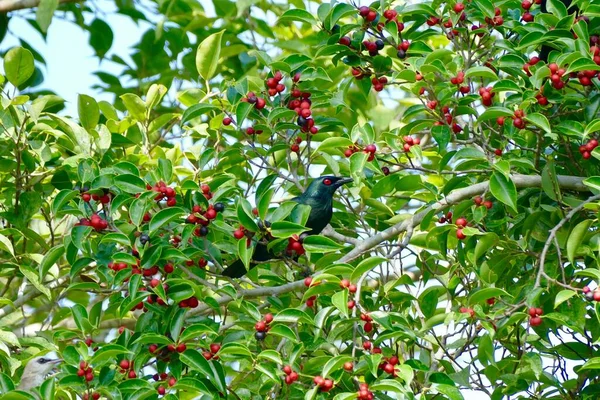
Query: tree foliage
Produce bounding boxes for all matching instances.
[1,0,600,399]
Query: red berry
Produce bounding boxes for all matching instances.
[340,279,350,289]
[363,341,372,350]
[264,313,274,323]
[119,359,130,370]
[176,343,187,353]
[530,316,542,326]
[304,277,313,287]
[455,217,467,227]
[223,117,232,126]
[149,344,158,353]
[210,343,221,354]
[456,229,466,240]
[364,321,373,333]
[528,307,538,317]
[483,200,493,209]
[454,3,465,13]
[233,229,245,239]
[255,321,267,331]
[343,362,353,371]
[157,386,166,395]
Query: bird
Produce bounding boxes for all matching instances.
[17,355,62,391]
[221,176,353,278]
[538,0,579,62]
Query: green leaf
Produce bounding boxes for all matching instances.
[4,47,35,87]
[257,350,282,365]
[583,177,600,191]
[269,221,310,238]
[331,289,349,318]
[90,344,133,364]
[19,266,51,299]
[36,0,58,32]
[567,219,593,264]
[278,9,317,25]
[269,324,298,342]
[196,30,224,82]
[579,357,600,370]
[302,236,344,253]
[149,207,186,233]
[489,172,517,212]
[351,256,386,282]
[78,94,100,131]
[237,199,258,232]
[114,174,146,194]
[464,66,498,80]
[120,93,147,122]
[322,355,353,378]
[468,288,511,305]
[524,113,551,134]
[38,245,64,279]
[238,238,252,272]
[235,101,252,126]
[554,290,577,309]
[181,103,219,125]
[0,233,15,257]
[218,343,253,359]
[478,107,514,122]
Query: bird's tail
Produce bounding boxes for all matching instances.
[221,258,248,278]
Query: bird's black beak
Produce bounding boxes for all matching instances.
[335,177,353,188]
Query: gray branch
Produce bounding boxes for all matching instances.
[0,0,80,13]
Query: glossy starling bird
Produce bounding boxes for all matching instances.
[222,176,352,278]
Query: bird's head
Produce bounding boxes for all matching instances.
[18,355,62,389]
[304,176,353,198]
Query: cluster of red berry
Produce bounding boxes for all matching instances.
[456,217,468,240]
[402,136,421,152]
[579,138,598,159]
[438,211,453,224]
[360,312,373,333]
[522,56,540,76]
[478,86,495,107]
[202,343,221,360]
[313,375,334,392]
[254,313,274,340]
[340,278,358,309]
[82,392,100,400]
[77,360,94,382]
[459,306,475,318]
[265,71,286,96]
[186,201,224,237]
[512,109,526,130]
[118,359,137,379]
[241,91,266,110]
[150,181,177,206]
[76,213,108,231]
[473,196,493,209]
[286,234,305,256]
[357,383,375,400]
[282,365,299,385]
[81,190,111,204]
[528,307,543,326]
[548,63,568,90]
[378,355,400,376]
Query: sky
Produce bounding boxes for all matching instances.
[0,1,151,115]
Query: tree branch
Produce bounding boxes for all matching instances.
[338,174,590,264]
[189,174,591,315]
[0,0,80,13]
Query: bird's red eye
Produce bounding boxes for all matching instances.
[323,178,332,186]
